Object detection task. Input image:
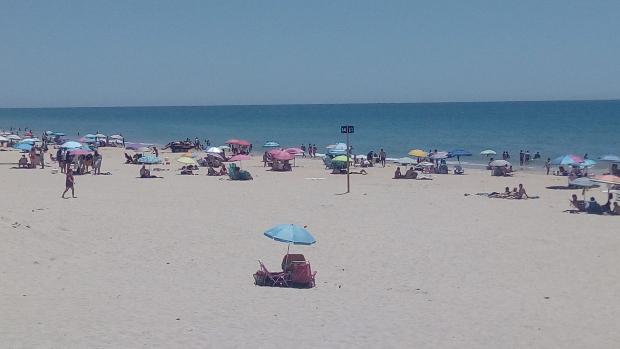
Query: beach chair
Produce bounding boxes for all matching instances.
[254,260,288,287]
[281,254,306,271]
[289,262,316,288]
[453,165,464,175]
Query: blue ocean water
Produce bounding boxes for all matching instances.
[1,100,619,164]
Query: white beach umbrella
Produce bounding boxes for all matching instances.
[109,134,124,140]
[418,161,434,167]
[480,149,497,156]
[206,146,223,153]
[7,134,21,140]
[95,133,106,138]
[0,136,8,142]
[397,157,416,165]
[489,159,511,167]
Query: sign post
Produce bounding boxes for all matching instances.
[340,125,354,193]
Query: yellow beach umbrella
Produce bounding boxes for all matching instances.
[332,155,350,162]
[408,149,428,158]
[177,156,198,165]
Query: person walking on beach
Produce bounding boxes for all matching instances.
[379,148,386,167]
[544,158,551,175]
[62,169,76,199]
[300,144,306,158]
[519,150,524,166]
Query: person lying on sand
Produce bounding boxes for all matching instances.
[349,169,367,175]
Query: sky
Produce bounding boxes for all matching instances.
[1,0,619,107]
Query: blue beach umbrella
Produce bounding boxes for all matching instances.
[13,143,32,152]
[53,132,65,136]
[263,141,280,148]
[550,154,583,166]
[448,149,472,162]
[264,224,317,246]
[599,154,620,162]
[83,134,96,139]
[137,155,161,164]
[61,141,82,149]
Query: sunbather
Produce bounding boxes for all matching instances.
[515,184,529,199]
[569,194,586,212]
[612,202,620,215]
[586,197,603,214]
[404,167,418,179]
[18,155,29,168]
[394,167,402,179]
[139,165,158,178]
[207,166,217,176]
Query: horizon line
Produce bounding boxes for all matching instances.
[1,97,619,110]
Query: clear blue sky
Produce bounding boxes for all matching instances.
[1,0,619,107]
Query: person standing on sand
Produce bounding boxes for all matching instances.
[379,148,386,167]
[544,158,551,175]
[62,169,76,199]
[153,146,158,158]
[519,150,524,166]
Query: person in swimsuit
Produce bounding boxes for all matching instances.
[62,169,76,198]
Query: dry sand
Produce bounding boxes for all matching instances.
[1,147,618,348]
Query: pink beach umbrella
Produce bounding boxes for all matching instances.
[226,139,250,146]
[285,147,304,155]
[69,149,92,156]
[228,154,251,162]
[272,150,294,161]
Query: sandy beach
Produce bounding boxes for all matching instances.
[0,146,618,348]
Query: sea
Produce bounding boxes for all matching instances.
[1,100,619,167]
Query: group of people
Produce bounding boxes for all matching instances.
[570,193,619,215]
[393,166,418,179]
[488,184,530,199]
[56,148,103,175]
[300,144,318,158]
[518,150,541,166]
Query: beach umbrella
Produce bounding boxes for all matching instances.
[418,161,434,167]
[408,149,428,158]
[550,154,583,166]
[177,156,198,165]
[599,154,620,162]
[13,143,32,152]
[272,150,294,161]
[448,149,472,163]
[95,133,106,138]
[332,155,350,162]
[226,139,250,146]
[263,141,280,148]
[264,224,316,246]
[109,134,123,140]
[480,149,497,156]
[569,177,599,188]
[19,138,38,144]
[579,159,597,168]
[397,157,416,165]
[83,134,96,138]
[218,145,231,150]
[206,146,223,153]
[138,155,161,164]
[0,136,8,142]
[228,154,251,162]
[7,134,21,140]
[591,175,620,186]
[61,141,82,149]
[327,143,347,155]
[285,147,304,155]
[79,137,98,143]
[53,132,66,136]
[489,159,511,167]
[430,151,449,160]
[69,149,92,156]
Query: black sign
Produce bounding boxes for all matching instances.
[341,125,354,134]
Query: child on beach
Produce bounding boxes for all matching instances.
[62,169,76,199]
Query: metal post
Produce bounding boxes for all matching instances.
[346,131,350,193]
